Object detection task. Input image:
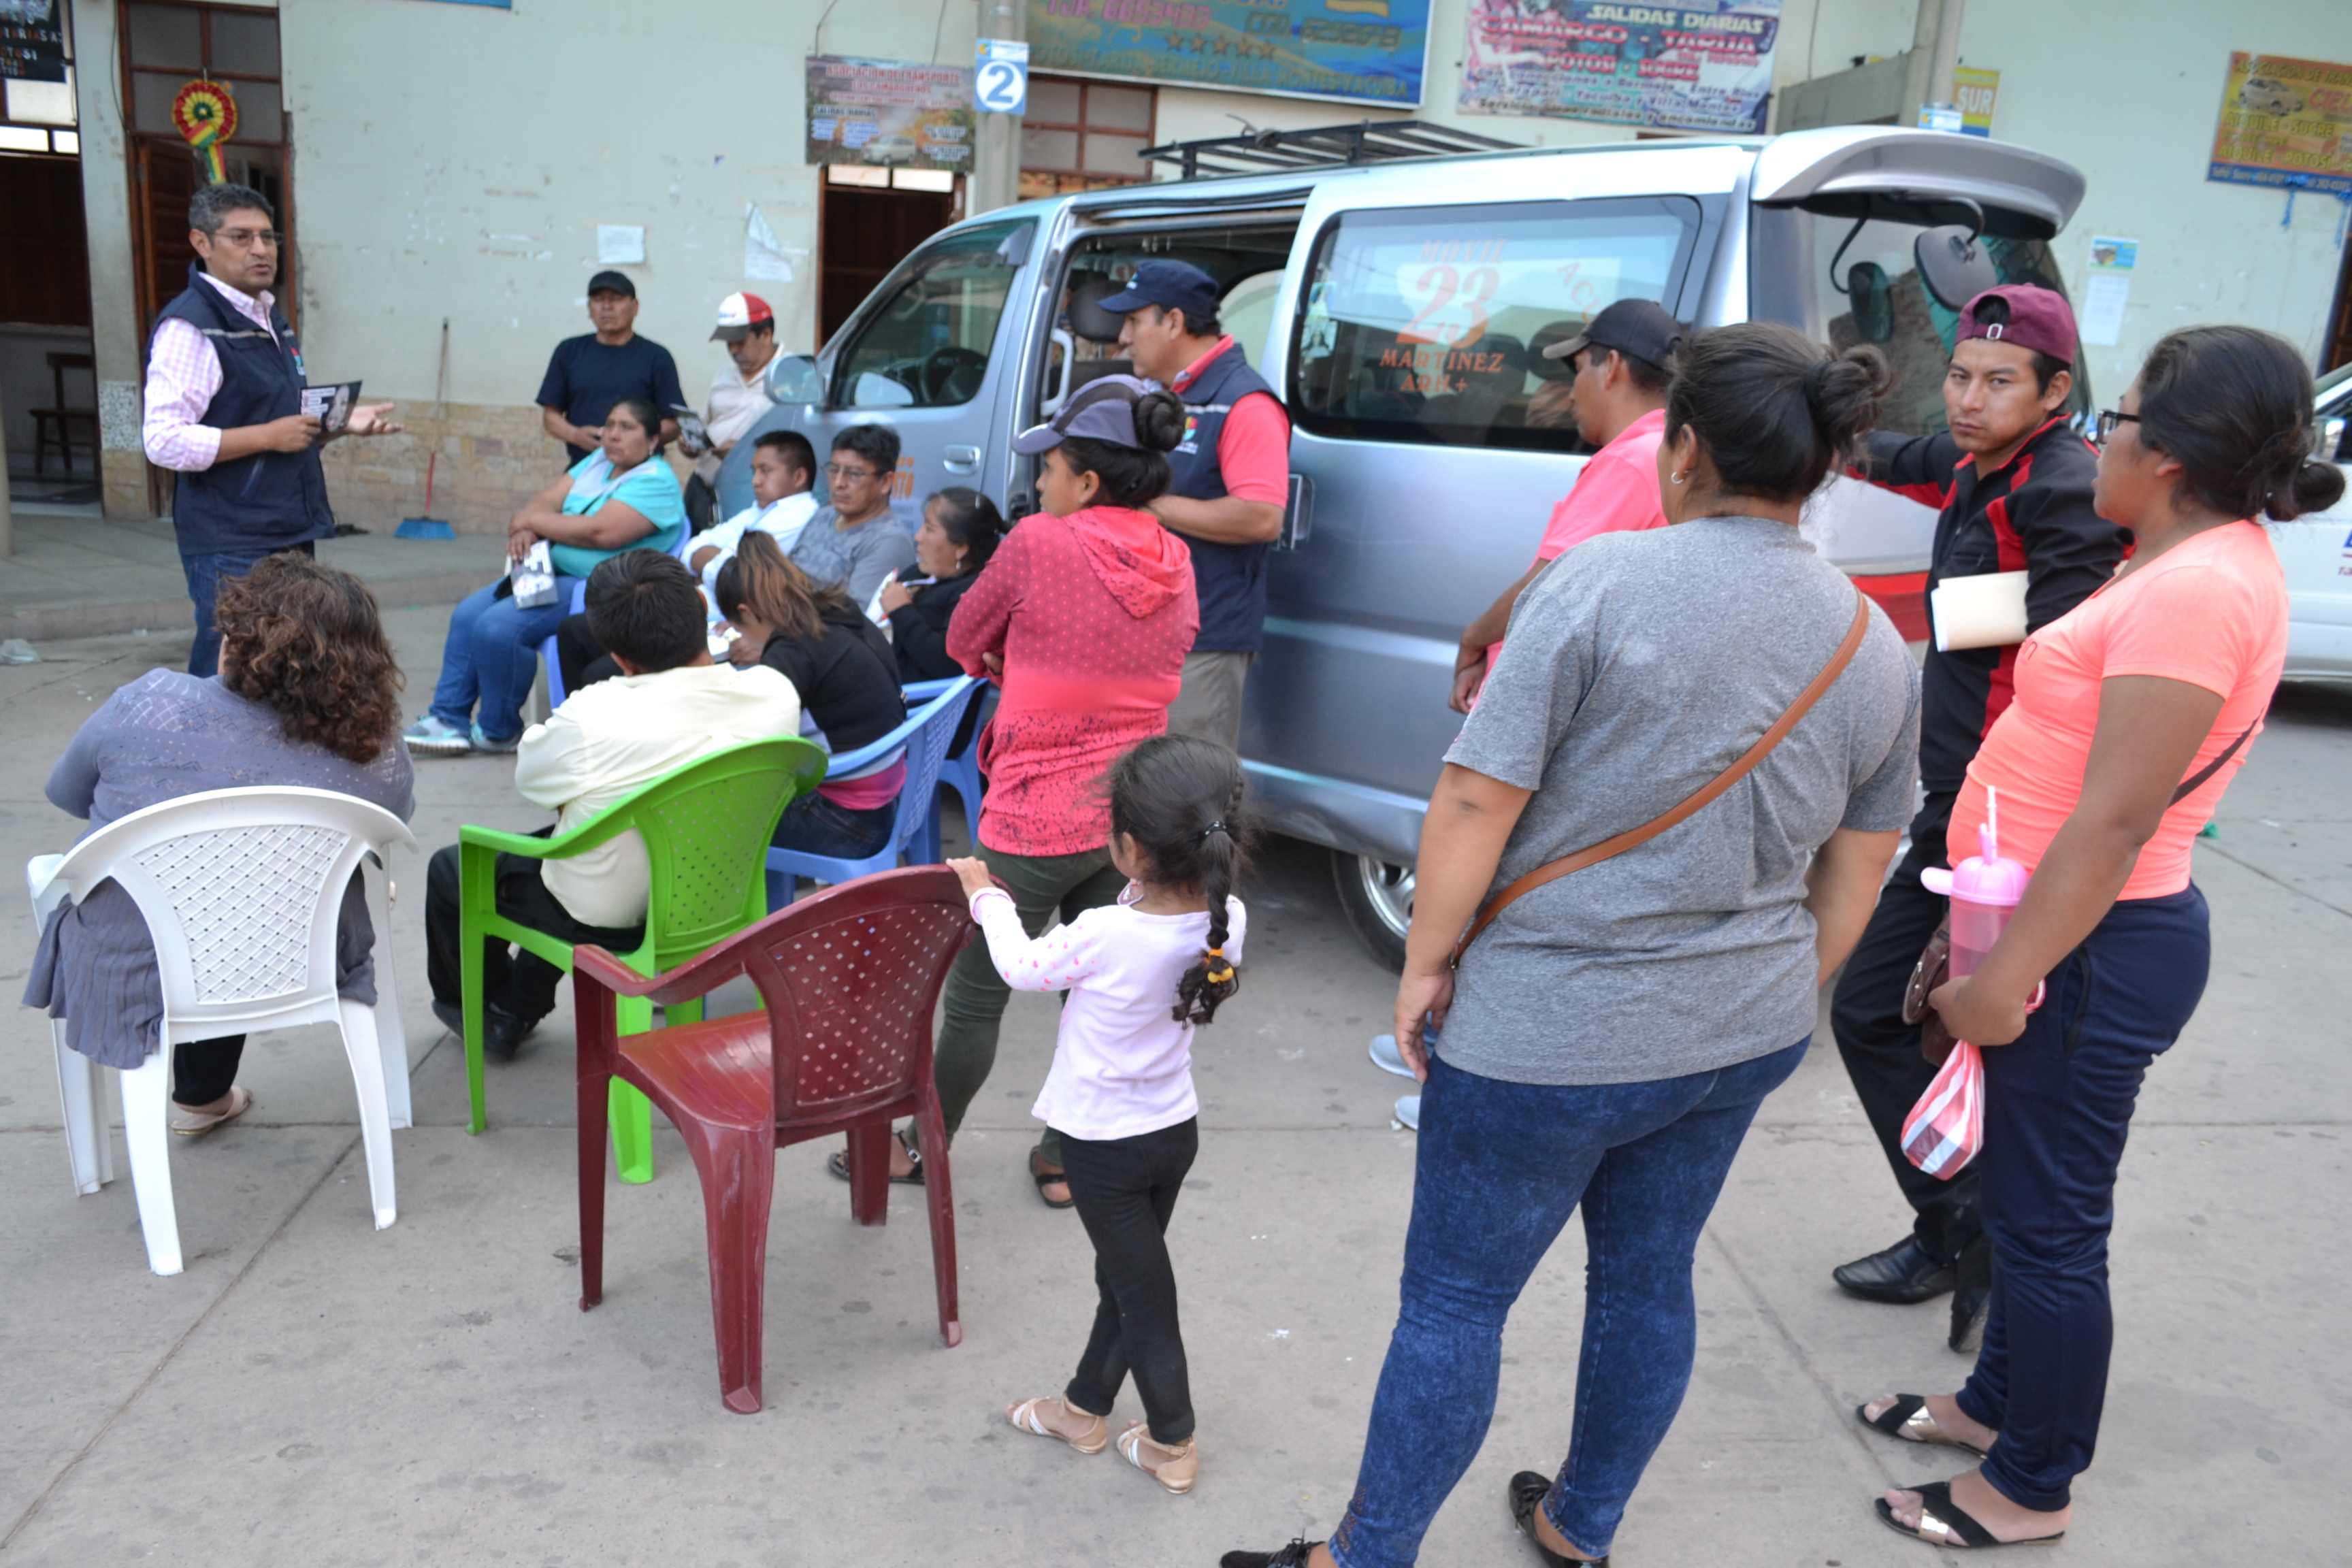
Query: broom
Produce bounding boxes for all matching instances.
[397,318,457,539]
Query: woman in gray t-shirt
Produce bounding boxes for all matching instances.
[1223,325,1921,1568]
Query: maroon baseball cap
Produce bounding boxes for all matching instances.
[1957,284,2077,365]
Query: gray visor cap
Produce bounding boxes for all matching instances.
[1011,374,1157,453]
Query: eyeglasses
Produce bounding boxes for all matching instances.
[210,227,282,249]
[825,463,881,481]
[2093,409,2140,446]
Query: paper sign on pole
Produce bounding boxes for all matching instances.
[1954,67,1998,136]
[976,39,1030,116]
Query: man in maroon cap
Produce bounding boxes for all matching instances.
[1830,283,2125,1352]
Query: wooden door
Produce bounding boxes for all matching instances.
[818,185,955,348]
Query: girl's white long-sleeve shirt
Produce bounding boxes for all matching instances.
[966,883,1248,1143]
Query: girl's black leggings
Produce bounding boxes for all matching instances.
[1058,1117,1199,1444]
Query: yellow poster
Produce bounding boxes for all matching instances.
[1953,66,1998,137]
[2208,52,2352,195]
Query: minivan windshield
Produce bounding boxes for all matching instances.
[1752,207,2091,437]
[1290,197,1704,453]
[828,218,1032,409]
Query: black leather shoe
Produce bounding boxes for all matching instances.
[483,1004,544,1062]
[1832,1235,1955,1305]
[1948,1233,1993,1352]
[1508,1471,1609,1565]
[1221,1540,1318,1568]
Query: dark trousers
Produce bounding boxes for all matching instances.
[174,1036,245,1105]
[774,789,896,860]
[931,845,1127,1168]
[180,540,314,677]
[423,840,644,1021]
[1829,789,1982,1263]
[1060,1117,1200,1444]
[553,612,621,698]
[1956,885,2209,1513]
[683,474,717,534]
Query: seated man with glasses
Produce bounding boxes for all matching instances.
[142,182,401,677]
[787,423,917,606]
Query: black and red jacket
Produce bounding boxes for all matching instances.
[1857,416,2125,794]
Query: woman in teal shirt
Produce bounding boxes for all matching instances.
[404,396,686,754]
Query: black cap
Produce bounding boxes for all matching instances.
[587,270,636,299]
[1096,259,1221,331]
[1541,297,1683,371]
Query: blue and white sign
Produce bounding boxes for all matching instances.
[975,39,1030,116]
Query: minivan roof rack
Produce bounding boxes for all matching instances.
[1137,119,1520,181]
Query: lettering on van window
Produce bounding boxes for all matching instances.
[1373,343,1518,397]
[1396,262,1501,346]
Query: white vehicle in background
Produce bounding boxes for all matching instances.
[2273,364,2352,683]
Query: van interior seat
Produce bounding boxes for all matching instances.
[1066,276,1130,344]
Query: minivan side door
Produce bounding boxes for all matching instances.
[719,216,1039,524]
[1244,150,1743,868]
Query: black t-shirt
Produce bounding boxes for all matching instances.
[536,333,686,463]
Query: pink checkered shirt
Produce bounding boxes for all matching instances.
[142,273,281,472]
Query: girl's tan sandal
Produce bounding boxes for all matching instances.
[1117,1420,1198,1494]
[1007,1395,1108,1454]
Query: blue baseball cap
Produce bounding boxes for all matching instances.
[1013,376,1156,453]
[1096,260,1220,329]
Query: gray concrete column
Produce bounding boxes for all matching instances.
[970,0,1025,216]
[71,0,151,521]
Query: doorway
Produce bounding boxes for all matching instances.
[818,178,956,348]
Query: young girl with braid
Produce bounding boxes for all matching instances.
[949,734,1250,1497]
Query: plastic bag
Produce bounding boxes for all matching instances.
[509,540,559,608]
[1901,1039,1983,1179]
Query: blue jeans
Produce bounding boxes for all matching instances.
[1956,884,2208,1512]
[180,541,314,677]
[773,789,896,860]
[427,578,578,743]
[1329,1039,1810,1567]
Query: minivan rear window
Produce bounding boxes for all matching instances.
[1289,197,1703,453]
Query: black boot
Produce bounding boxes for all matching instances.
[1948,1232,1993,1352]
[1833,1235,1955,1304]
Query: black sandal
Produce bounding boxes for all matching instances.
[1874,1481,2065,1549]
[1030,1145,1075,1209]
[1507,1471,1610,1565]
[1857,1394,1988,1457]
[1220,1540,1320,1568]
[826,1126,924,1186]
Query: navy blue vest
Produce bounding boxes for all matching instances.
[154,264,334,554]
[1164,342,1281,654]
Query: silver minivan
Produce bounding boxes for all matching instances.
[723,127,2089,964]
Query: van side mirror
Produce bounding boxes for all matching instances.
[766,353,823,405]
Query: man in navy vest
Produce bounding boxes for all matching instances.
[1102,260,1292,751]
[142,182,399,676]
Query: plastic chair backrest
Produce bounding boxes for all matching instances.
[611,739,829,971]
[35,787,419,1038]
[882,676,978,856]
[715,867,973,1126]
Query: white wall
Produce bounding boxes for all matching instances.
[275,0,979,409]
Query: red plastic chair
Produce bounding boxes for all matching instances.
[571,865,975,1413]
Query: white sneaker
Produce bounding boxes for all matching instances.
[403,714,474,754]
[1394,1094,1421,1131]
[1369,1033,1415,1079]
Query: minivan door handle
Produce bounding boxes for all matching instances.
[943,445,981,474]
[1279,474,1313,551]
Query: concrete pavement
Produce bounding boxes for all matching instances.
[1,609,2345,1565]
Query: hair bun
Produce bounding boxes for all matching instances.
[2274,455,2347,521]
[1132,389,1188,455]
[1804,344,1895,451]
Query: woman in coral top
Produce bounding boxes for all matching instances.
[1858,327,2338,1552]
[901,376,1199,1207]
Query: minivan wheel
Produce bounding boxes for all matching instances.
[1332,850,1413,972]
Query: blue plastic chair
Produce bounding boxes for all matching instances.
[904,676,993,859]
[540,532,696,712]
[765,676,982,910]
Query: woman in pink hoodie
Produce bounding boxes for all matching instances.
[911,377,1199,1207]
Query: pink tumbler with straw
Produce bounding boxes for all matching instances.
[1920,788,2042,1011]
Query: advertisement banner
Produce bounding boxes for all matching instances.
[1028,0,1431,109]
[2208,52,2352,197]
[1458,0,1780,134]
[804,55,977,173]
[1953,65,1998,137]
[0,0,68,83]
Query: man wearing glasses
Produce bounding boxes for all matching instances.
[1830,282,2123,1353]
[144,182,401,676]
[785,423,916,606]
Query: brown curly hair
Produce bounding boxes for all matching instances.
[214,553,404,764]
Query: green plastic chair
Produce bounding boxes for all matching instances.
[458,737,827,1183]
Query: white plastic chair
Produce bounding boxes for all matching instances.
[25,786,419,1276]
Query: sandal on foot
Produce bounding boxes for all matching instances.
[1507,1471,1610,1565]
[1857,1394,1988,1458]
[1006,1394,1107,1454]
[1030,1144,1075,1210]
[1116,1420,1198,1494]
[170,1085,254,1137]
[1874,1481,2065,1549]
[1222,1541,1319,1568]
[826,1126,924,1186]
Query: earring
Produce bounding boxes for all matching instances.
[1668,470,1688,485]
